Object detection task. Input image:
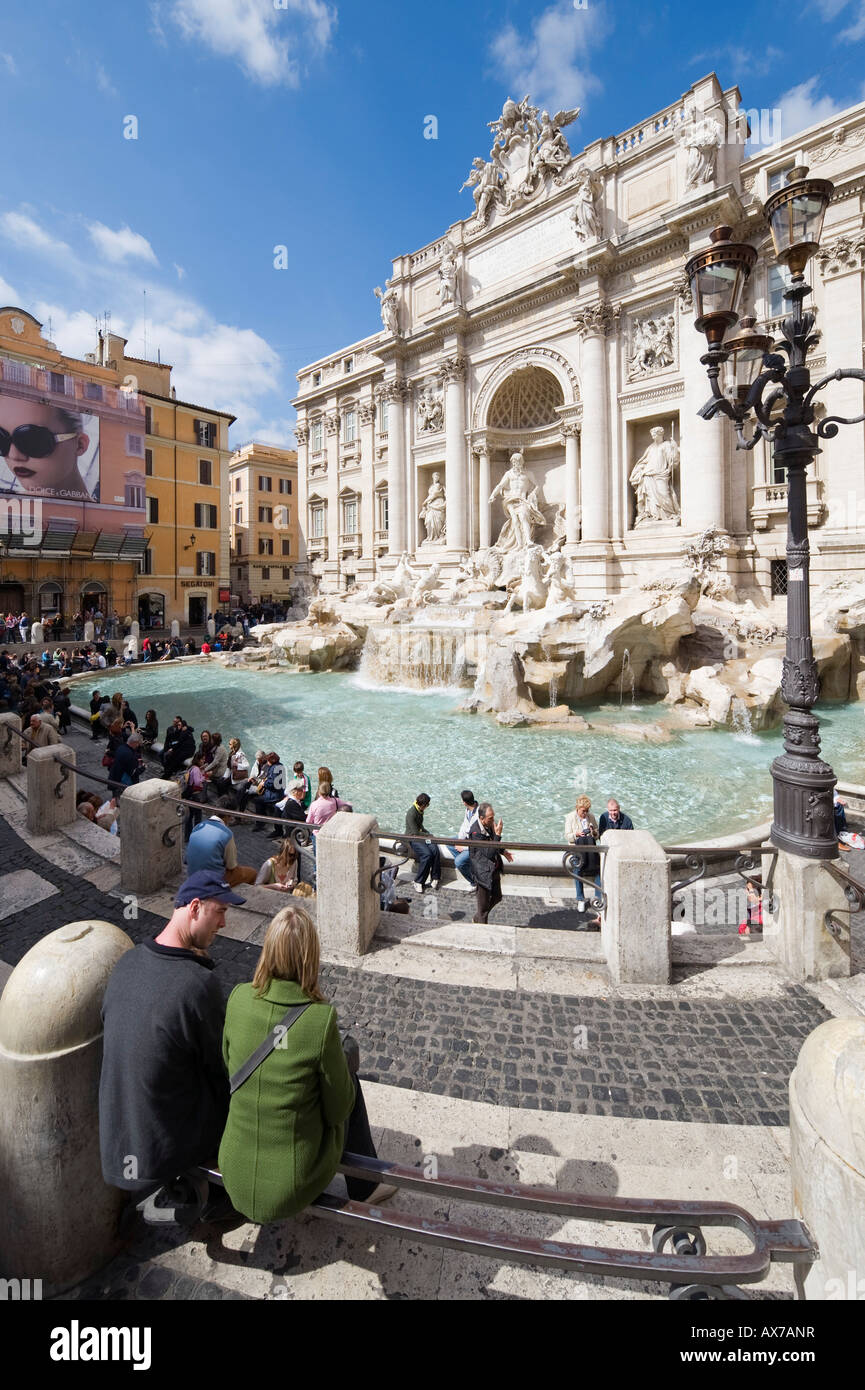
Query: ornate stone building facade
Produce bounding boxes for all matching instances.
[293,74,865,600]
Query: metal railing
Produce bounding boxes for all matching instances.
[666,845,778,919]
[157,789,314,850]
[375,831,608,910]
[823,859,864,951]
[2,721,127,799]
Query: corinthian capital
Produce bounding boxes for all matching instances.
[294,424,310,446]
[358,403,376,426]
[379,379,409,404]
[324,412,340,436]
[561,421,581,439]
[439,355,467,383]
[573,298,621,338]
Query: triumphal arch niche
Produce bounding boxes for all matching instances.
[293,72,865,602]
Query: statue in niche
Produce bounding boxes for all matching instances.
[417,388,443,433]
[569,167,603,242]
[680,113,723,192]
[418,472,447,544]
[437,239,460,309]
[489,451,546,552]
[550,502,567,551]
[374,280,400,336]
[629,426,681,527]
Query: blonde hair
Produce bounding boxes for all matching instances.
[575,795,591,812]
[252,905,324,1002]
[111,693,124,713]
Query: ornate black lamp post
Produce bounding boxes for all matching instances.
[685,170,865,859]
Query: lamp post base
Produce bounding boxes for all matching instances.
[770,751,837,860]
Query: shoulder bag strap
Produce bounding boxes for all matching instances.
[229,1002,312,1094]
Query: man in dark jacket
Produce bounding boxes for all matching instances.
[468,802,514,924]
[162,717,195,777]
[598,800,634,835]
[99,869,245,1192]
[405,792,441,893]
[108,730,142,788]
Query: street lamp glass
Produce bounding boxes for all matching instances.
[686,226,757,347]
[764,168,833,274]
[725,317,773,394]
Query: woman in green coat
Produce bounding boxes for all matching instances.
[218,904,395,1223]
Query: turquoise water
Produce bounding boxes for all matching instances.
[73,665,865,843]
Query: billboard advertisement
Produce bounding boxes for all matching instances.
[0,356,146,532]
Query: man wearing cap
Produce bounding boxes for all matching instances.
[99,870,245,1192]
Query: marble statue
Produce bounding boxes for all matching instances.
[409,562,442,607]
[418,472,447,544]
[461,97,580,221]
[489,451,546,552]
[374,280,400,336]
[438,239,460,308]
[551,502,567,551]
[392,551,421,595]
[346,576,399,607]
[460,156,499,224]
[630,426,681,526]
[417,387,443,433]
[628,313,675,378]
[680,113,722,192]
[569,166,602,242]
[503,544,548,614]
[542,548,577,607]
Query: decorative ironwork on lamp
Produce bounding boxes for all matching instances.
[684,169,865,860]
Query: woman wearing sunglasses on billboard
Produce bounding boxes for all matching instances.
[0,398,95,500]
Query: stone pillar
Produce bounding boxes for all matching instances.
[0,713,22,778]
[789,1018,865,1299]
[118,778,183,896]
[600,829,671,984]
[315,811,380,956]
[574,301,618,542]
[563,424,581,544]
[31,621,44,645]
[206,617,216,639]
[0,918,133,1291]
[762,846,850,982]
[441,356,468,554]
[325,407,340,587]
[27,743,76,833]
[385,381,408,557]
[358,402,377,568]
[294,421,310,571]
[84,621,95,642]
[170,618,180,639]
[130,619,140,640]
[475,443,491,551]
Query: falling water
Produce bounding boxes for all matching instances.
[549,674,559,708]
[619,649,633,707]
[731,697,758,743]
[357,625,469,692]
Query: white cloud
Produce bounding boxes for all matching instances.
[0,211,73,262]
[0,273,21,305]
[488,0,611,115]
[0,53,16,75]
[95,63,118,97]
[773,76,850,142]
[814,0,865,38]
[168,0,336,86]
[88,222,159,265]
[173,263,186,280]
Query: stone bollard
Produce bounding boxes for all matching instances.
[762,846,849,982]
[0,713,22,778]
[601,829,671,984]
[130,620,140,640]
[118,777,182,896]
[84,621,95,642]
[30,621,44,645]
[789,1018,865,1299]
[170,619,180,639]
[0,919,133,1292]
[315,811,380,956]
[27,743,76,833]
[207,617,216,639]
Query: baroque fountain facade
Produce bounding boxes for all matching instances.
[253,75,865,732]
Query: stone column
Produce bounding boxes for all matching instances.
[600,828,671,984]
[27,744,76,833]
[358,402,377,568]
[574,301,619,542]
[384,381,408,557]
[0,713,22,779]
[441,356,468,554]
[563,423,581,545]
[325,409,340,587]
[315,811,380,956]
[118,778,183,896]
[0,919,133,1291]
[474,442,491,551]
[789,1018,865,1299]
[294,422,310,570]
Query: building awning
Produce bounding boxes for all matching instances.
[0,526,147,561]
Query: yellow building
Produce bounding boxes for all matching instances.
[228,442,298,606]
[95,332,235,630]
[0,308,146,626]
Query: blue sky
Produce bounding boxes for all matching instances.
[0,0,863,445]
